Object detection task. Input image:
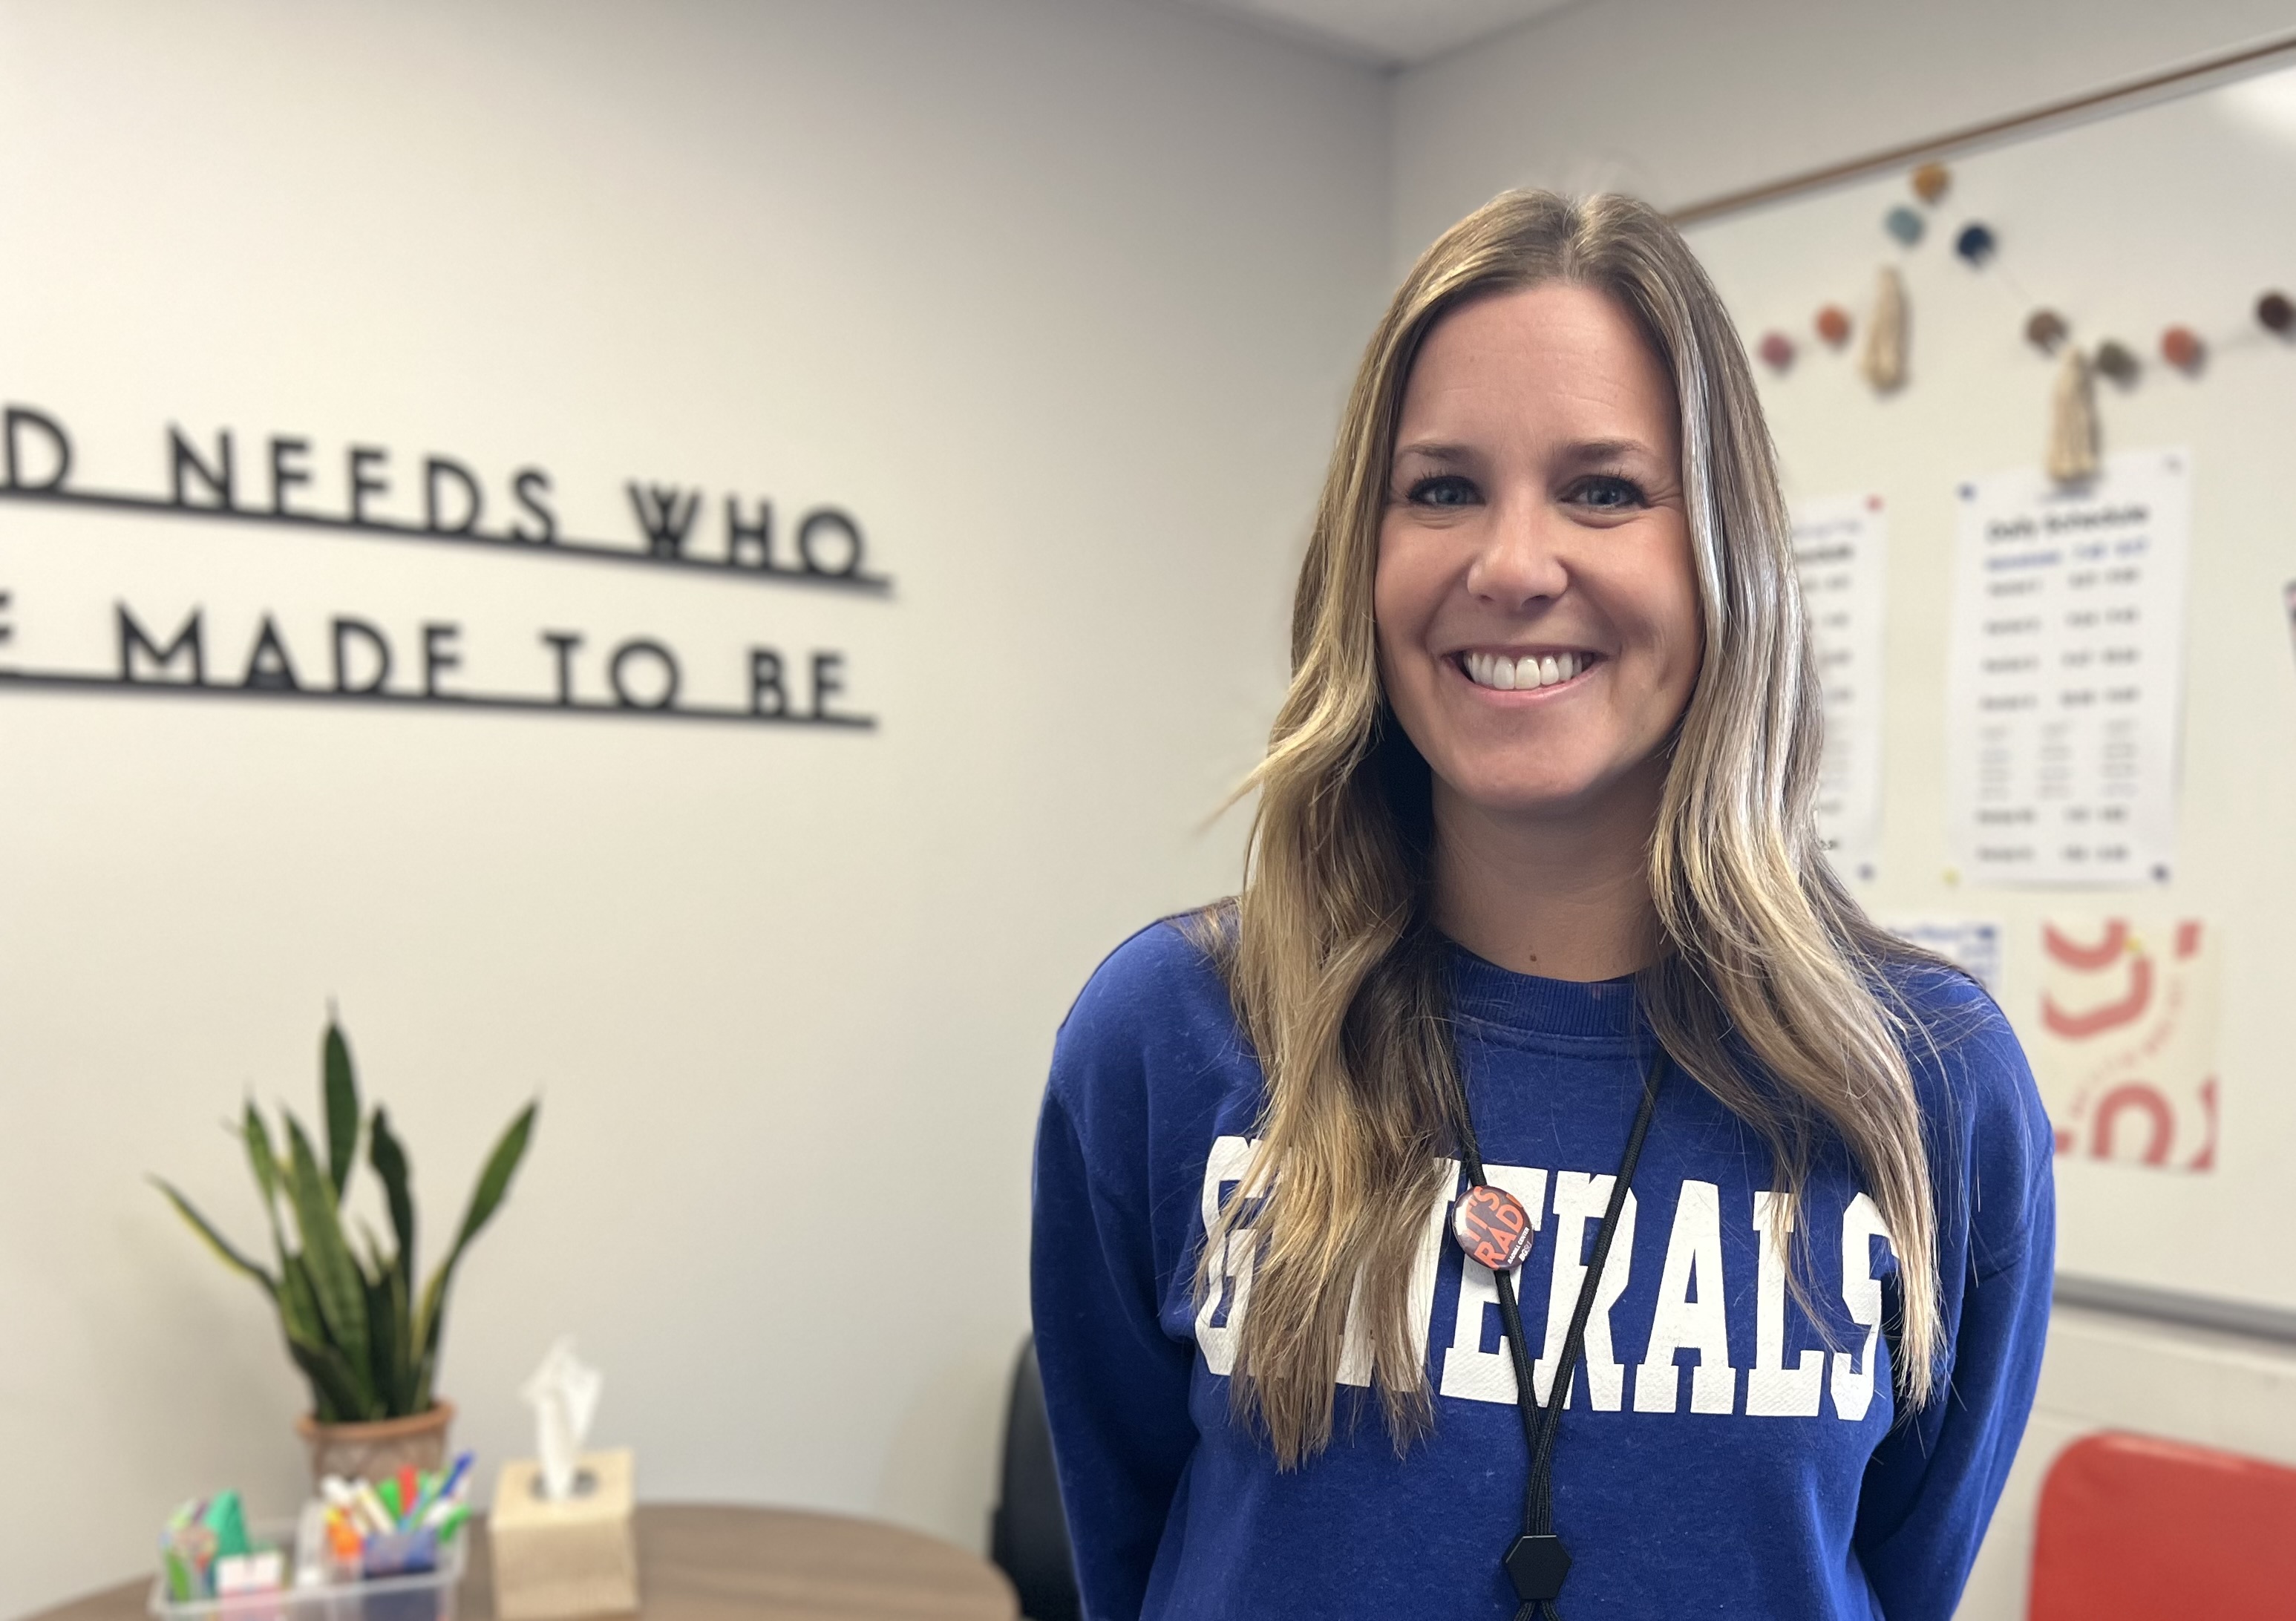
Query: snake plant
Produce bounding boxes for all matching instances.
[154,1017,537,1423]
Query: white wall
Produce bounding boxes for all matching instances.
[1391,4,2296,1616]
[1393,0,2296,265]
[0,3,1388,1614]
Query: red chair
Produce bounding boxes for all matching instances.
[2030,1431,2296,1617]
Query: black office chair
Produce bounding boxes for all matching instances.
[990,1337,1083,1621]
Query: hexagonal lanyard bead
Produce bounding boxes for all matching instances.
[1504,1533,1572,1603]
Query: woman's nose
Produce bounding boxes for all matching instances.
[1465,495,1569,609]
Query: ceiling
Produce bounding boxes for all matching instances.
[1152,0,1588,68]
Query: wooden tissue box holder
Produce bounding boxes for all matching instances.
[489,1449,638,1620]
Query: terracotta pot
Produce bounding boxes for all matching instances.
[295,1400,456,1485]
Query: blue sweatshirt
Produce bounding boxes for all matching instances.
[1031,920,2053,1620]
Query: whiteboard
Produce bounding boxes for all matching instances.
[1683,62,2296,1314]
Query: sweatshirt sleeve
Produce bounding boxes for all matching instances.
[1854,980,2057,1621]
[1030,941,1205,1620]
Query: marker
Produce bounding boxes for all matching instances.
[320,1478,374,1538]
[407,1469,438,1525]
[396,1467,420,1527]
[352,1481,396,1538]
[163,1548,195,1603]
[436,1452,474,1504]
[327,1517,362,1562]
[323,1476,385,1538]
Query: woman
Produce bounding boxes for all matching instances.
[1031,191,2052,1621]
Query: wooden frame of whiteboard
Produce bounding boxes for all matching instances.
[1671,32,2296,226]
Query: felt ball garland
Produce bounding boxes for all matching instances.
[2093,340,2140,387]
[2025,310,2069,353]
[1754,159,2289,482]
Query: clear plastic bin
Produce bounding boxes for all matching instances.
[148,1524,467,1621]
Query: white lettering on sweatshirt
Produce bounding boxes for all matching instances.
[1197,1152,1897,1421]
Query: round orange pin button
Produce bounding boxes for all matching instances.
[1453,1184,1536,1271]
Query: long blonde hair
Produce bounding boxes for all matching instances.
[1200,190,1943,1467]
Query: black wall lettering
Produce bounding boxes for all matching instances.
[4,413,887,732]
[726,497,774,569]
[4,406,72,491]
[0,415,890,597]
[796,508,864,577]
[169,426,234,509]
[809,651,845,719]
[423,457,483,534]
[348,446,390,525]
[46,611,874,727]
[332,618,392,693]
[750,648,787,717]
[242,616,301,691]
[423,622,462,696]
[269,436,311,516]
[627,482,701,557]
[511,468,557,543]
[541,631,582,704]
[118,603,204,684]
[609,639,679,709]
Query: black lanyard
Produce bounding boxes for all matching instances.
[1451,1047,1668,1621]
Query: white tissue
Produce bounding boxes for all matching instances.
[520,1337,604,1502]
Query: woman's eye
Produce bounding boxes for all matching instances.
[1571,474,1647,511]
[1404,474,1479,508]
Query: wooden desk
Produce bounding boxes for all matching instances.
[28,1504,1018,1621]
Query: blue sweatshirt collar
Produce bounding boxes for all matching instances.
[1445,940,1646,1044]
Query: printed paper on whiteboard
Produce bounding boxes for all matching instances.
[1946,450,2191,886]
[2028,915,2219,1173]
[1791,492,1888,883]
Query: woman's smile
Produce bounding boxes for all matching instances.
[1453,647,1602,694]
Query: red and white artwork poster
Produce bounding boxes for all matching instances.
[2030,917,2220,1172]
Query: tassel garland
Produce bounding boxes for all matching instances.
[1860,266,1908,393]
[2046,347,2099,484]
